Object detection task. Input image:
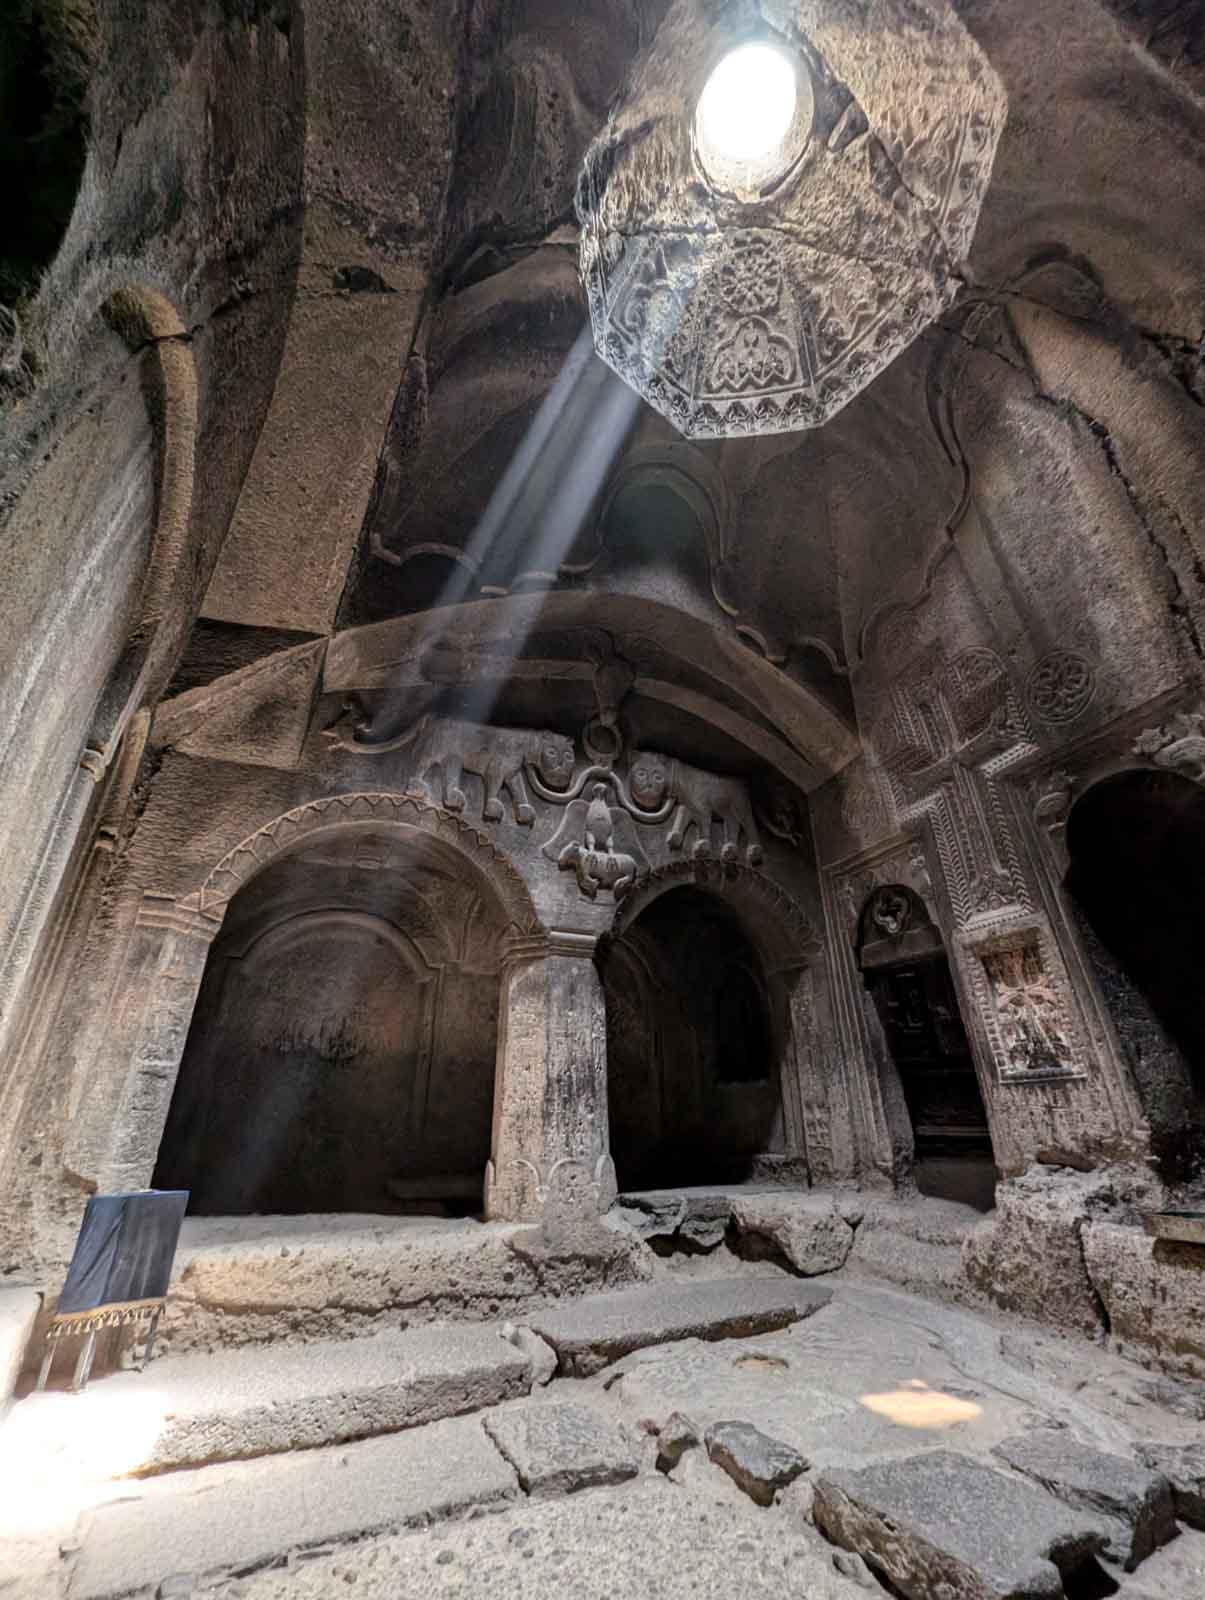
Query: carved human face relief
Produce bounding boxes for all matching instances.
[537,733,576,790]
[630,752,669,810]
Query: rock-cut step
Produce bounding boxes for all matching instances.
[84,1322,534,1475]
[527,1275,833,1376]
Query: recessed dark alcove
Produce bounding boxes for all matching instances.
[600,885,780,1191]
[153,828,508,1216]
[858,885,996,1211]
[1067,769,1205,1185]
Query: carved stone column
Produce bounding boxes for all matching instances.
[485,931,616,1224]
[66,895,219,1193]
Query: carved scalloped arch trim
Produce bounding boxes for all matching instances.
[610,860,821,970]
[178,792,544,939]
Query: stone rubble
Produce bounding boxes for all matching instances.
[704,1419,809,1506]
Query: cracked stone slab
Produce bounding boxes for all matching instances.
[705,1419,808,1506]
[525,1276,831,1376]
[994,1430,1176,1569]
[814,1450,1111,1600]
[100,1324,533,1473]
[69,1415,518,1600]
[482,1401,637,1497]
[1138,1441,1205,1529]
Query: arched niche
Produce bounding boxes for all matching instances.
[1065,769,1205,1186]
[152,822,514,1216]
[601,863,819,1193]
[600,884,780,1191]
[856,884,997,1210]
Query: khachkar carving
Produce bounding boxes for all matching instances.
[968,928,1082,1081]
[875,646,1036,927]
[1134,711,1205,784]
[576,0,1006,438]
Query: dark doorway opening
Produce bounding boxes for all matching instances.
[1066,770,1205,1186]
[600,886,781,1191]
[858,886,996,1211]
[152,828,506,1216]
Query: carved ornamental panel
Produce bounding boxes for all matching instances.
[325,705,773,904]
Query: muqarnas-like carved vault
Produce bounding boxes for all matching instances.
[578,0,1007,437]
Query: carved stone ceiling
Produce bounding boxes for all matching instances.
[344,0,1205,742]
[577,0,1007,437]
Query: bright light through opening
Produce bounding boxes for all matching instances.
[697,43,797,164]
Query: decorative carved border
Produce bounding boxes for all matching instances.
[178,792,543,938]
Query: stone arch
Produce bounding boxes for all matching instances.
[179,791,543,944]
[155,797,539,1216]
[608,859,821,974]
[82,284,198,779]
[603,862,819,1188]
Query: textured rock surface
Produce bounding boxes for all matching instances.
[814,1451,1110,1599]
[120,1325,532,1472]
[155,1213,653,1358]
[204,1477,866,1600]
[731,1193,854,1275]
[993,1430,1176,1569]
[502,1324,557,1387]
[704,1419,808,1506]
[0,1287,38,1407]
[1138,1442,1205,1529]
[963,1169,1156,1337]
[70,1417,518,1600]
[610,1292,1045,1474]
[483,1400,637,1496]
[526,1276,831,1376]
[849,1196,981,1302]
[1082,1223,1205,1382]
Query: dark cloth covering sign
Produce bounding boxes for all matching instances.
[55,1190,188,1326]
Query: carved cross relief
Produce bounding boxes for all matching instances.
[874,647,1087,1083]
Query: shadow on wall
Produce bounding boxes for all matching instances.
[600,885,780,1191]
[152,826,509,1216]
[1066,769,1205,1188]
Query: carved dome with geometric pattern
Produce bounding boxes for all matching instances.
[578,0,1007,437]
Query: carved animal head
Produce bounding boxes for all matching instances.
[535,731,576,790]
[629,751,670,810]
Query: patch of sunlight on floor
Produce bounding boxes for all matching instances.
[858,1378,983,1429]
[0,1383,170,1537]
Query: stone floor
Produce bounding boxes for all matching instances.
[2,1254,1204,1600]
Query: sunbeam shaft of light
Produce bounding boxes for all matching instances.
[417,324,641,726]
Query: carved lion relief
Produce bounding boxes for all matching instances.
[324,709,768,901]
[326,709,575,826]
